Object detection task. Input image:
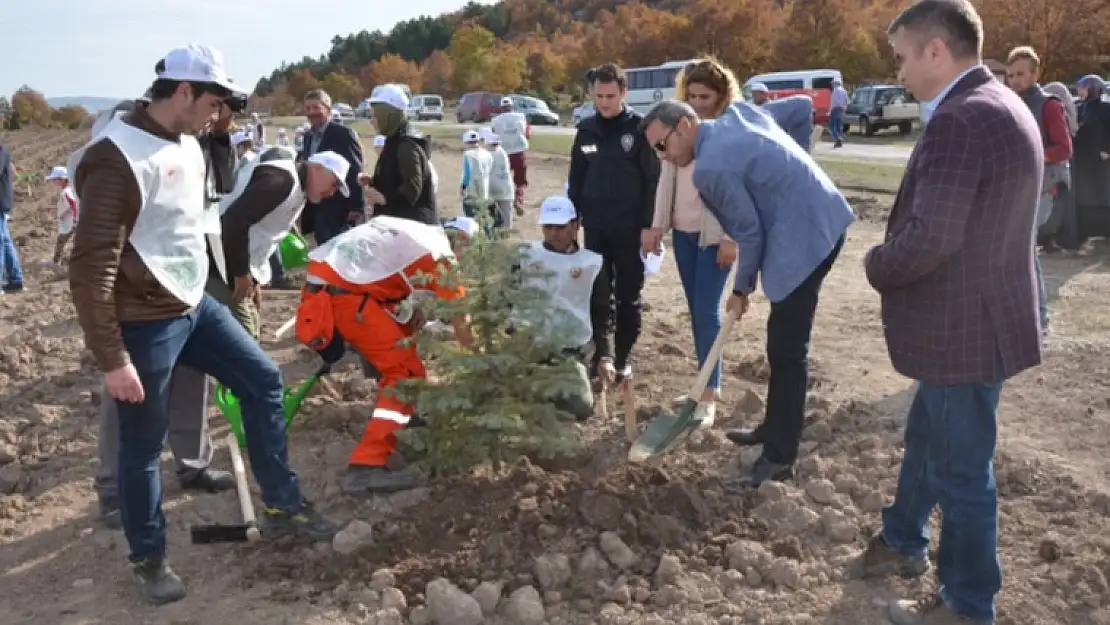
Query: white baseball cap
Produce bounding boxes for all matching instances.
[538,196,578,226]
[306,151,351,197]
[482,131,501,145]
[749,82,769,94]
[46,166,68,181]
[231,131,252,145]
[373,135,386,148]
[499,96,514,107]
[369,83,410,110]
[157,44,244,95]
[444,215,479,238]
[462,129,480,143]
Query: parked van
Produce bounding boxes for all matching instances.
[456,91,503,123]
[407,94,445,121]
[743,69,843,125]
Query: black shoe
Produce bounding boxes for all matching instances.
[98,495,122,531]
[407,412,428,428]
[179,468,235,493]
[725,428,764,447]
[833,140,843,148]
[342,465,424,494]
[132,557,187,605]
[3,283,24,294]
[259,500,340,542]
[729,456,794,490]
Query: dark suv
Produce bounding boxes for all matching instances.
[843,85,919,136]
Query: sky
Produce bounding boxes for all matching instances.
[0,0,494,99]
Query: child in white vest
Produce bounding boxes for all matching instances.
[46,166,79,265]
[459,129,494,229]
[481,129,515,228]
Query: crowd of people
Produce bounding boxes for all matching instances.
[0,0,1104,621]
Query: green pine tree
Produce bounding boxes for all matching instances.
[393,214,588,478]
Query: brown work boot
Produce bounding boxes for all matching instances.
[889,595,993,625]
[854,534,929,579]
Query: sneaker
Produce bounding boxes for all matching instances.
[888,595,992,624]
[727,456,793,490]
[132,557,187,605]
[853,534,929,579]
[259,501,340,542]
[179,468,235,493]
[98,494,122,531]
[693,403,716,428]
[342,465,424,495]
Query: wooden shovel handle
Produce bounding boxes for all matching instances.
[685,307,739,399]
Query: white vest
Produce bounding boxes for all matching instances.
[56,187,79,235]
[488,146,514,201]
[462,148,492,200]
[94,117,209,306]
[219,155,305,284]
[309,215,454,286]
[517,241,602,348]
[491,111,529,154]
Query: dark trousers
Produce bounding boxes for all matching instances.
[313,209,353,246]
[508,151,528,209]
[757,237,843,465]
[268,252,287,283]
[584,227,644,371]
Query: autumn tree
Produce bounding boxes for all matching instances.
[361,53,425,93]
[448,24,497,93]
[284,69,321,101]
[10,86,52,128]
[320,72,363,105]
[487,45,526,93]
[976,0,1110,81]
[773,0,889,82]
[422,50,454,95]
[51,105,89,129]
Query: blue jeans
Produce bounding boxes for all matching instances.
[1033,251,1048,330]
[269,251,286,283]
[881,380,1004,623]
[116,295,304,561]
[828,108,845,142]
[672,231,730,390]
[0,213,24,287]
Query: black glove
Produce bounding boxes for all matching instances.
[315,330,347,364]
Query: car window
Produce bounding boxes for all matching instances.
[812,77,835,90]
[485,94,500,106]
[428,96,442,106]
[460,94,474,106]
[763,79,805,90]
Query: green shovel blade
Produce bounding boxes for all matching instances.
[214,370,324,449]
[628,398,701,463]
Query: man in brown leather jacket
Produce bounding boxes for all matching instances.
[69,44,338,606]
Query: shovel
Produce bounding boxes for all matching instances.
[628,307,739,463]
[215,362,331,449]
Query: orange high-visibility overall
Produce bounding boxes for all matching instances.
[300,253,464,467]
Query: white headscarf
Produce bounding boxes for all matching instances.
[1044,82,1078,136]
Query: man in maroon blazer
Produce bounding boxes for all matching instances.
[857,2,1043,624]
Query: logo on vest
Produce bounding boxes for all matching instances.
[162,259,202,290]
[570,267,583,279]
[621,134,634,153]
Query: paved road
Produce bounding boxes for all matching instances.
[414,120,912,163]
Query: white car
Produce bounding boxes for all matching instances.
[406,94,445,121]
[572,101,595,125]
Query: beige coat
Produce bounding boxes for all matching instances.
[651,159,729,247]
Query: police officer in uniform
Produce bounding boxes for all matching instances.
[567,63,660,389]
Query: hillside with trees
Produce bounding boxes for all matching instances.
[1,87,90,130]
[251,0,1110,113]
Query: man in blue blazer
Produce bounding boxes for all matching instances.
[641,98,855,488]
[297,88,366,245]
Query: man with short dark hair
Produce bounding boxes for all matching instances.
[641,98,853,489]
[568,63,660,390]
[857,2,1043,623]
[1005,45,1073,335]
[297,88,365,245]
[70,44,338,605]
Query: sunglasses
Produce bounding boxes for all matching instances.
[653,127,676,153]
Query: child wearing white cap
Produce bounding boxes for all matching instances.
[46,166,78,265]
[513,194,602,421]
[231,131,256,175]
[276,127,290,147]
[460,129,494,228]
[481,129,515,228]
